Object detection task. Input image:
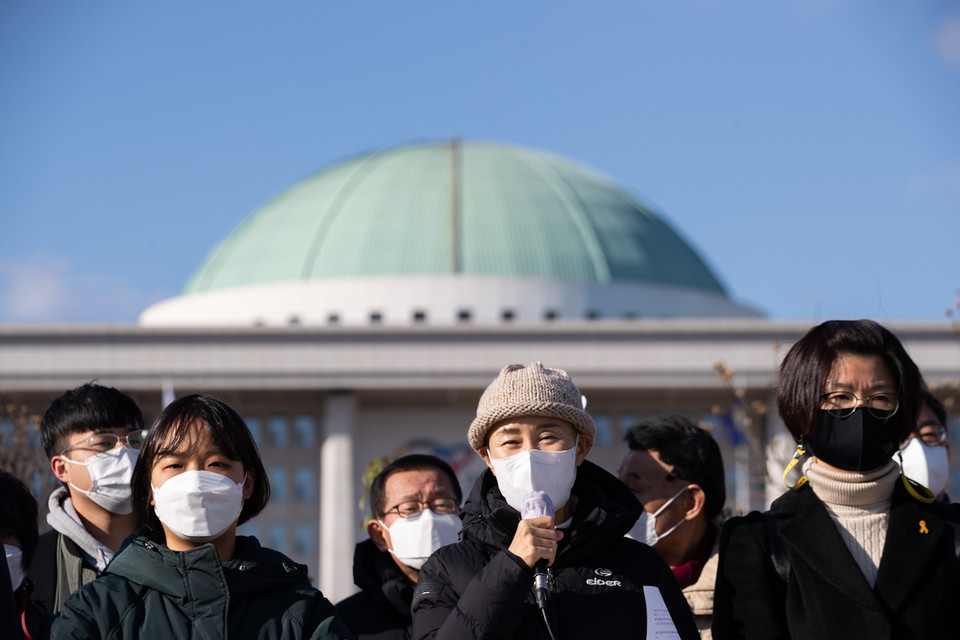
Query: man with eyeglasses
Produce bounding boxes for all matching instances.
[899,389,952,501]
[336,454,463,640]
[28,383,145,614]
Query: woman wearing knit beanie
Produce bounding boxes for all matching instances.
[713,320,960,639]
[411,362,699,640]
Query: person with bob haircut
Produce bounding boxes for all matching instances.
[51,394,355,640]
[713,320,960,639]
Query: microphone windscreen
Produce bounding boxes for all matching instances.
[520,490,555,520]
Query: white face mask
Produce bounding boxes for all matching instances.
[899,438,950,498]
[379,508,461,570]
[61,446,139,514]
[4,544,24,591]
[152,470,246,543]
[626,486,687,547]
[489,440,578,513]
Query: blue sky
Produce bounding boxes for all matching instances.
[1,1,958,325]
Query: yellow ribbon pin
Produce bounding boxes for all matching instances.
[919,520,929,534]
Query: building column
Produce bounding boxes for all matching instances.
[319,391,357,602]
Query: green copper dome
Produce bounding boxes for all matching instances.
[184,141,726,296]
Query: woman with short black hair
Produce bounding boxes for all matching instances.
[52,394,355,640]
[713,319,960,639]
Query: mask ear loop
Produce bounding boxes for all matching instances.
[782,442,808,490]
[897,449,935,503]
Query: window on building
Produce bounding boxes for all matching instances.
[412,310,427,323]
[593,412,612,447]
[457,309,472,322]
[585,310,601,320]
[327,313,340,325]
[369,311,383,324]
[245,416,262,446]
[268,524,287,555]
[501,309,515,322]
[619,413,637,439]
[295,467,316,502]
[294,415,315,447]
[295,524,315,558]
[268,415,288,448]
[270,468,288,502]
[544,309,559,321]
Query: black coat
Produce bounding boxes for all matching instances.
[411,460,699,640]
[712,480,960,640]
[336,539,414,640]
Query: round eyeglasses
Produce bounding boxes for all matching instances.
[384,497,459,519]
[819,392,899,419]
[915,423,948,446]
[62,429,148,455]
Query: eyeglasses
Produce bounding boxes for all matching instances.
[384,497,459,519]
[62,430,148,455]
[915,423,948,446]
[819,392,899,419]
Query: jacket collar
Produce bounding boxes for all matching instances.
[350,538,413,620]
[460,459,643,564]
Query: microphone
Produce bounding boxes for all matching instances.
[520,491,555,610]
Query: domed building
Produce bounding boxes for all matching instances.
[140,140,759,327]
[4,141,956,604]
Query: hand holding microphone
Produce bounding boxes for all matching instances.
[517,491,559,611]
[509,490,562,569]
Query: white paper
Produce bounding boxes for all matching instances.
[643,585,682,639]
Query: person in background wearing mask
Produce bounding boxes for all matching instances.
[1,470,53,640]
[713,320,960,639]
[899,389,951,501]
[619,415,726,638]
[336,454,463,639]
[29,383,145,614]
[51,394,355,640]
[412,362,698,640]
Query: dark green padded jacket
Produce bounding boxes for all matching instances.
[51,530,356,640]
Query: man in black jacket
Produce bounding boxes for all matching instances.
[411,362,699,640]
[336,455,463,640]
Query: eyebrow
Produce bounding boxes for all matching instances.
[822,381,895,391]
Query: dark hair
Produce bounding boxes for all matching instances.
[41,383,143,458]
[368,454,463,519]
[624,415,726,520]
[777,320,923,443]
[0,471,39,570]
[922,389,948,428]
[131,394,270,533]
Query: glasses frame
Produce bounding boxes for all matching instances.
[915,423,948,446]
[384,497,459,519]
[819,392,900,419]
[61,429,149,456]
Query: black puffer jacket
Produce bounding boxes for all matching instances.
[411,460,699,640]
[335,539,414,640]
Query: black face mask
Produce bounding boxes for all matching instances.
[805,408,903,472]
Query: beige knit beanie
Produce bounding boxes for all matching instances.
[468,362,596,450]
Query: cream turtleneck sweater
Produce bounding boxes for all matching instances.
[802,457,899,588]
